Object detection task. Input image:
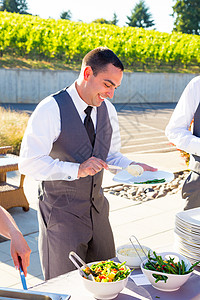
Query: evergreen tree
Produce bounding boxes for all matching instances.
[0,0,28,14]
[110,12,118,25]
[17,0,27,13]
[60,10,72,20]
[126,0,155,28]
[172,0,200,35]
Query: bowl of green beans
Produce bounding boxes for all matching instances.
[141,251,199,292]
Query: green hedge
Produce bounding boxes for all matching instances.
[0,11,199,69]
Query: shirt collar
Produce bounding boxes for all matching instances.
[67,81,97,115]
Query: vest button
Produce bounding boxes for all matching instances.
[94,183,96,187]
[92,197,94,201]
[68,176,71,179]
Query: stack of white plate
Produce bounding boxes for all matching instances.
[174,208,200,265]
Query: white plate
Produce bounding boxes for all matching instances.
[176,208,200,227]
[113,170,174,186]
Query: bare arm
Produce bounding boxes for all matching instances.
[0,206,31,276]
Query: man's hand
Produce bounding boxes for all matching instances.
[78,156,108,178]
[130,162,157,172]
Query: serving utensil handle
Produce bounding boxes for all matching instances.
[69,251,87,277]
[129,235,149,262]
[18,256,28,290]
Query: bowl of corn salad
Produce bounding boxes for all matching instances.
[80,260,131,299]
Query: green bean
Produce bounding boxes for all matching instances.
[177,262,181,275]
[153,274,168,283]
[144,264,158,271]
[135,179,166,184]
[181,261,185,274]
[185,260,200,274]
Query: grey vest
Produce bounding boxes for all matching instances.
[41,89,112,216]
[189,102,200,174]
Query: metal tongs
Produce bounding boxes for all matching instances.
[69,251,99,281]
[129,235,153,267]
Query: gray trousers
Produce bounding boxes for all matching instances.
[38,198,115,280]
[182,171,200,210]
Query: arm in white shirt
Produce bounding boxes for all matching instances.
[165,76,200,156]
[19,97,80,181]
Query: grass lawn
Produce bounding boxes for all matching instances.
[0,54,199,74]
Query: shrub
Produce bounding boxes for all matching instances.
[0,107,29,155]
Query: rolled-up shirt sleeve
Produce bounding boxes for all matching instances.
[165,76,200,156]
[19,97,80,181]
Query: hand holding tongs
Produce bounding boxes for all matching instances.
[69,251,99,281]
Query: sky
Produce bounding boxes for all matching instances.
[27,0,175,34]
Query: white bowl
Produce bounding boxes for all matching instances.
[80,261,130,299]
[116,244,151,268]
[141,251,192,292]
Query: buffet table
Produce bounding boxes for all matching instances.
[31,267,200,300]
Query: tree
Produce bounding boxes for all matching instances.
[17,0,27,13]
[110,12,118,25]
[93,13,119,26]
[0,0,28,14]
[172,0,200,35]
[126,0,155,28]
[92,18,110,24]
[60,10,72,20]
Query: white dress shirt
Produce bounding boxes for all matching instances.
[19,82,132,181]
[165,76,200,156]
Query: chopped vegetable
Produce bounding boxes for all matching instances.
[83,260,131,282]
[143,251,200,283]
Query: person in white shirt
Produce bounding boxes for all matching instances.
[0,206,31,276]
[19,47,156,280]
[165,75,200,210]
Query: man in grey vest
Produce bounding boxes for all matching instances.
[19,47,157,280]
[165,76,200,210]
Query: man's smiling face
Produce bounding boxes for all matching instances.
[83,63,123,107]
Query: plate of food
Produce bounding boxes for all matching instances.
[113,170,174,186]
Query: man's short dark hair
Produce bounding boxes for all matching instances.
[82,47,124,76]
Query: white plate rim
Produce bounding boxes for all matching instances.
[113,170,174,186]
[176,208,200,227]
